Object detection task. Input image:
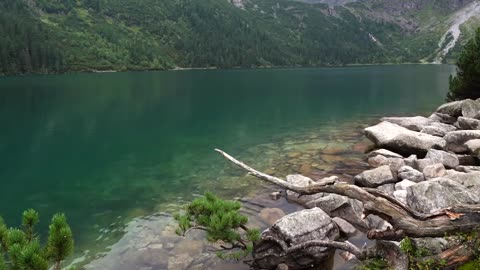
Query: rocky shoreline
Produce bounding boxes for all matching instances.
[251,98,480,269]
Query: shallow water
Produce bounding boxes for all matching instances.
[0,65,454,269]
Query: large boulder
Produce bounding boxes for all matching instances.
[465,139,480,155]
[457,117,480,130]
[445,170,480,194]
[365,121,446,156]
[429,113,457,125]
[444,130,480,153]
[354,165,396,188]
[406,178,480,213]
[461,99,480,118]
[420,122,457,137]
[425,149,459,169]
[398,166,424,183]
[435,100,464,117]
[380,116,433,132]
[254,208,339,269]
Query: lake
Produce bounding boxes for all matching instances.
[0,65,455,269]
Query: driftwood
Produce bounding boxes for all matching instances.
[215,149,480,268]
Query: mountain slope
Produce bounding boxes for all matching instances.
[0,0,477,75]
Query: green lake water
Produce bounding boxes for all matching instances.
[0,65,455,269]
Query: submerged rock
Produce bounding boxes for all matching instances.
[354,165,396,187]
[259,208,286,225]
[365,121,446,156]
[380,116,433,132]
[406,178,480,213]
[254,208,339,270]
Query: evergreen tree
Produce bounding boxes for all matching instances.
[447,28,480,101]
[175,192,260,260]
[0,211,73,270]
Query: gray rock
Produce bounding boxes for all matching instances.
[367,155,388,167]
[461,99,480,118]
[393,190,407,204]
[254,208,339,270]
[414,158,435,172]
[456,165,480,173]
[423,163,447,180]
[380,116,433,131]
[445,170,480,194]
[377,183,395,196]
[285,174,321,205]
[421,122,457,137]
[435,100,465,117]
[368,156,405,172]
[367,149,403,159]
[276,264,289,270]
[395,180,416,191]
[332,217,357,237]
[465,139,480,155]
[444,130,480,153]
[354,165,396,188]
[406,178,480,213]
[457,154,479,166]
[365,121,446,156]
[425,149,459,169]
[404,154,418,168]
[457,117,480,130]
[411,238,450,255]
[398,166,424,183]
[269,191,282,201]
[429,113,457,125]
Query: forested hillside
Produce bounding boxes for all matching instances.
[0,0,478,75]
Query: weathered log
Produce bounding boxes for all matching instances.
[215,149,480,241]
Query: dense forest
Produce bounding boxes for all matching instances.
[0,0,478,75]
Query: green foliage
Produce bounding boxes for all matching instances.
[46,214,74,270]
[0,211,73,270]
[0,0,474,75]
[355,257,388,270]
[175,192,259,260]
[448,28,480,101]
[459,258,480,270]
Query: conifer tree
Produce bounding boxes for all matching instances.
[175,192,260,260]
[447,28,480,101]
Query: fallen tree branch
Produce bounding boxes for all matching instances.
[215,149,480,241]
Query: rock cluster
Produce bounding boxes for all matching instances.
[255,99,480,269]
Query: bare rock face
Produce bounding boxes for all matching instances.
[444,130,480,153]
[425,149,459,169]
[398,166,424,183]
[406,178,480,213]
[354,165,396,188]
[380,116,433,131]
[422,163,446,180]
[364,121,446,156]
[457,117,480,130]
[253,208,339,269]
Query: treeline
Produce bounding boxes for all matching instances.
[0,0,456,75]
[0,1,64,75]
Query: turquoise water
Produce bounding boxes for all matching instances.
[0,65,454,267]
